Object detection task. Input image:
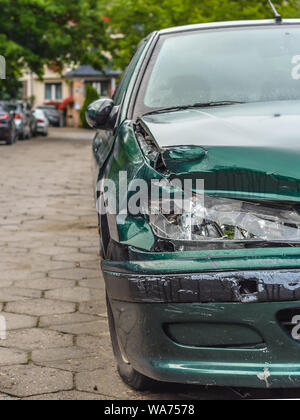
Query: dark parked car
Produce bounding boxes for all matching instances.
[37,105,63,127]
[0,102,17,145]
[5,101,36,140]
[87,17,300,391]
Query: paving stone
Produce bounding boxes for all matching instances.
[36,246,78,256]
[0,287,41,302]
[0,280,13,288]
[6,299,75,316]
[0,328,73,351]
[32,346,87,363]
[75,335,113,365]
[35,356,106,372]
[39,312,99,328]
[49,268,99,280]
[79,301,107,317]
[0,348,28,366]
[45,287,100,303]
[0,271,44,282]
[13,278,75,291]
[53,253,97,262]
[77,255,100,265]
[30,261,75,272]
[76,366,139,399]
[0,365,73,397]
[50,320,108,336]
[0,313,37,331]
[78,278,104,290]
[56,240,99,248]
[24,391,110,400]
[0,394,20,400]
[79,247,99,255]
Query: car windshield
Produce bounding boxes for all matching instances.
[139,25,300,112]
[38,106,57,113]
[5,104,17,112]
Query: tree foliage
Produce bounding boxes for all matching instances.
[1,0,300,99]
[0,0,109,98]
[105,0,300,69]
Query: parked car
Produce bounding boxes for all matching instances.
[0,102,17,145]
[5,101,36,140]
[32,109,49,136]
[36,105,63,127]
[86,17,300,391]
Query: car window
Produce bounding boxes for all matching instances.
[34,110,45,118]
[113,39,148,106]
[136,25,300,113]
[6,104,17,112]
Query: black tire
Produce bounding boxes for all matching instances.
[106,294,156,391]
[27,126,32,140]
[6,129,16,145]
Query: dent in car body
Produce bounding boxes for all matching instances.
[140,101,300,200]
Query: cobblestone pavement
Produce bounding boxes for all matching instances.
[0,128,293,400]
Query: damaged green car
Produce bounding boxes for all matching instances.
[87,18,300,390]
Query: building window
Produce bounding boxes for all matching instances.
[85,80,109,97]
[45,83,62,101]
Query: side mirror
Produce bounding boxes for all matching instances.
[86,98,119,131]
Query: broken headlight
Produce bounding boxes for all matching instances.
[148,196,300,247]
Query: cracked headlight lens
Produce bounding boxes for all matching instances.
[149,196,300,243]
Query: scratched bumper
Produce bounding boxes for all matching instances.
[103,263,300,303]
[110,299,300,388]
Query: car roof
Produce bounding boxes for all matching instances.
[158,19,300,35]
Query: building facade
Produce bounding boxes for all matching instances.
[21,65,119,127]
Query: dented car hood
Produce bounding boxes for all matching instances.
[140,100,300,200]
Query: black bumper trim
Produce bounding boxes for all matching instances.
[103,269,300,303]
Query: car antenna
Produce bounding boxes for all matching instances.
[268,0,282,23]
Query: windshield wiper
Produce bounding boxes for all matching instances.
[193,100,246,107]
[143,101,246,116]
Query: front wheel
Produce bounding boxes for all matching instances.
[106,293,156,391]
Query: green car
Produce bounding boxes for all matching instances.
[87,17,300,390]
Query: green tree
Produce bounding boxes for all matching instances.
[0,0,109,98]
[80,84,99,128]
[105,0,300,69]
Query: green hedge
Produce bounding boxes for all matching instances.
[80,84,99,128]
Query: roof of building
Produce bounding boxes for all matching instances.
[64,65,120,78]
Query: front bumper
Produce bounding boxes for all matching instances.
[103,248,300,388]
[109,299,300,388]
[36,124,47,133]
[0,125,10,139]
